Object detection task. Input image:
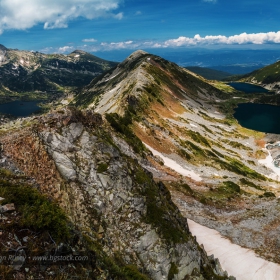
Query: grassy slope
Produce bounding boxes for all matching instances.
[185,66,231,80]
[241,61,280,84]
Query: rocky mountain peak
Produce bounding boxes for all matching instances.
[70,49,88,55]
[0,44,8,51]
[0,44,7,65]
[127,49,148,59]
[73,49,225,115]
[0,47,117,96]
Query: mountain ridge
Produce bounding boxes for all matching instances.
[239,60,280,93]
[1,49,280,278]
[0,46,118,102]
[184,66,231,80]
[73,50,227,114]
[71,50,280,268]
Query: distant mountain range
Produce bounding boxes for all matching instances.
[1,49,280,279]
[184,66,231,80]
[0,44,117,101]
[95,48,280,75]
[0,50,236,279]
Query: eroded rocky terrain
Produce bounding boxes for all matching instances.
[0,108,233,279]
[1,50,280,279]
[72,50,280,267]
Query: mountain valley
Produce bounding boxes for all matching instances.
[0,48,280,279]
[0,44,117,104]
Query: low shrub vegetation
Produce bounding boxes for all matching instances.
[0,173,69,241]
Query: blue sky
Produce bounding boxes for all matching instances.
[0,0,280,56]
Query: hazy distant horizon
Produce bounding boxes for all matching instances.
[0,0,280,57]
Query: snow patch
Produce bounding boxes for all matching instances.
[190,123,198,128]
[259,145,280,181]
[188,219,280,280]
[105,73,119,82]
[144,143,202,181]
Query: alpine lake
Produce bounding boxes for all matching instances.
[0,100,43,118]
[227,82,270,94]
[230,82,280,134]
[0,82,279,134]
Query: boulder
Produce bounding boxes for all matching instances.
[1,203,15,213]
[52,151,76,180]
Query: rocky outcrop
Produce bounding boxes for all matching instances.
[0,109,233,279]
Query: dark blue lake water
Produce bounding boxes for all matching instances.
[234,103,280,134]
[228,82,270,94]
[0,100,42,117]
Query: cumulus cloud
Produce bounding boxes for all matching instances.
[163,31,280,47]
[58,46,75,53]
[41,31,280,54]
[100,40,135,50]
[0,0,122,34]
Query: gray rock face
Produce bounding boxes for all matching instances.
[138,230,159,251]
[44,132,75,152]
[0,203,15,213]
[62,122,84,143]
[68,122,84,140]
[0,112,230,280]
[52,151,76,180]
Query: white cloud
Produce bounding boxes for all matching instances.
[203,0,217,3]
[100,40,135,50]
[82,38,97,43]
[163,31,280,47]
[114,12,123,20]
[135,11,142,15]
[58,46,75,53]
[41,31,280,54]
[0,0,122,34]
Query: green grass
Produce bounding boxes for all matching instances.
[195,181,241,205]
[182,140,219,162]
[221,181,240,193]
[187,130,211,148]
[0,171,69,241]
[83,235,150,280]
[178,148,192,160]
[181,183,194,195]
[200,124,213,134]
[222,139,252,151]
[242,61,280,84]
[97,163,108,173]
[105,112,146,155]
[210,81,238,94]
[224,156,266,180]
[262,192,276,198]
[168,262,179,280]
[181,137,265,180]
[134,168,189,244]
[239,178,263,190]
[217,98,248,121]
